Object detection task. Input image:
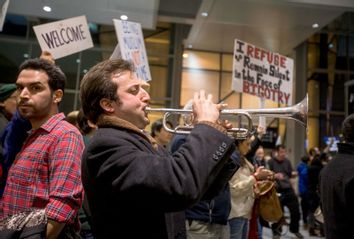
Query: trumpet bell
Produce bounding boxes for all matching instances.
[231,94,308,128]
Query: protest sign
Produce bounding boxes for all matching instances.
[33,15,93,59]
[232,39,293,105]
[0,0,9,32]
[112,19,151,82]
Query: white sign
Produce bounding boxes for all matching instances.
[232,39,294,105]
[33,15,93,59]
[112,19,151,82]
[0,0,9,32]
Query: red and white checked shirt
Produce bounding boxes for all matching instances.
[0,113,84,224]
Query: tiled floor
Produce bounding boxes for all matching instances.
[261,209,324,239]
[262,224,324,239]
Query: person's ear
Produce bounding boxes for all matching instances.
[53,89,63,103]
[100,98,114,113]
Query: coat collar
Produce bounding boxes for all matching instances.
[97,115,158,150]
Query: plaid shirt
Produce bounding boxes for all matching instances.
[0,113,84,224]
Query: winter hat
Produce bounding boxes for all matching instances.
[0,84,17,102]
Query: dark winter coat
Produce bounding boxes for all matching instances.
[307,156,323,211]
[319,143,354,239]
[81,116,236,239]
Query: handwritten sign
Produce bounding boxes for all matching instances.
[0,0,9,32]
[112,19,151,82]
[232,39,293,105]
[33,15,93,59]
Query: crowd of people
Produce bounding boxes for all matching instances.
[0,54,353,239]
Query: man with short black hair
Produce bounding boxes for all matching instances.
[0,58,84,238]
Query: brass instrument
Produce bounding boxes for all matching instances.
[146,94,308,139]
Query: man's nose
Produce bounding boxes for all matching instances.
[19,88,29,98]
[141,88,151,102]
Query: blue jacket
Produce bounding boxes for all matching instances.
[297,161,308,196]
[0,111,31,197]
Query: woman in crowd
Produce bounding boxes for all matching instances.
[229,136,273,239]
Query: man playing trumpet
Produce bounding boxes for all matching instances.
[80,58,238,239]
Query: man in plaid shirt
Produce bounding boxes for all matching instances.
[0,58,84,238]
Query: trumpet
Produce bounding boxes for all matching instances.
[146,94,308,139]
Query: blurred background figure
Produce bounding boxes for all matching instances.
[0,84,18,131]
[296,155,310,231]
[65,109,96,239]
[150,118,173,148]
[0,84,22,197]
[268,145,304,239]
[77,109,97,146]
[254,146,269,169]
[66,110,79,128]
[307,151,325,237]
[39,51,56,65]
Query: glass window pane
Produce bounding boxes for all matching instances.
[149,55,170,67]
[149,65,169,105]
[145,29,170,59]
[60,92,76,115]
[242,94,263,109]
[183,50,220,70]
[181,69,219,105]
[220,73,239,108]
[332,74,346,111]
[56,53,80,90]
[307,37,321,70]
[335,35,348,70]
[81,49,106,78]
[222,54,233,72]
[0,41,30,83]
[349,36,354,70]
[318,73,328,110]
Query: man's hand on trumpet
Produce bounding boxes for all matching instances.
[193,90,231,126]
[192,90,219,124]
[192,90,232,130]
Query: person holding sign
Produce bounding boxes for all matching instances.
[80,58,238,238]
[0,58,84,238]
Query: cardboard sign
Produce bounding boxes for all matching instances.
[33,15,93,59]
[232,39,294,105]
[112,19,151,82]
[0,0,9,32]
